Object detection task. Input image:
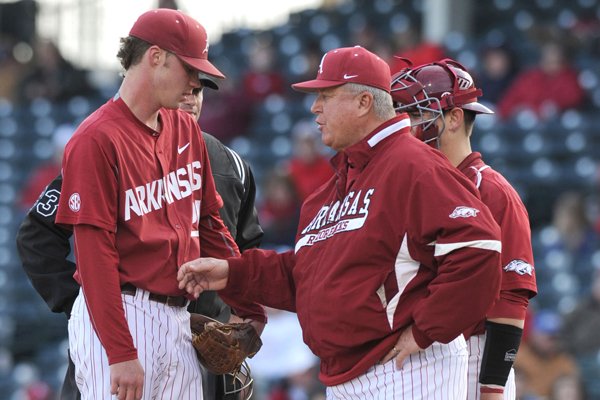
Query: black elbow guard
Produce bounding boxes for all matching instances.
[479,321,523,386]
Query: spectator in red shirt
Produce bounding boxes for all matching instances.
[497,41,585,120]
[389,27,447,73]
[200,35,286,143]
[258,169,300,249]
[284,119,334,202]
[241,35,285,102]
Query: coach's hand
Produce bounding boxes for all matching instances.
[110,359,144,400]
[178,257,229,298]
[380,326,423,369]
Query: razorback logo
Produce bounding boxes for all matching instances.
[449,206,479,218]
[504,259,534,276]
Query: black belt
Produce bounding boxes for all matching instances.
[121,283,188,308]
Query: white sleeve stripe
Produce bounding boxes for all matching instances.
[434,239,501,256]
[225,147,246,185]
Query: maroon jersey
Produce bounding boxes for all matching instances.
[459,152,537,338]
[224,115,502,385]
[56,95,263,363]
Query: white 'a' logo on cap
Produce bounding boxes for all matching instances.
[203,31,210,54]
[318,52,328,75]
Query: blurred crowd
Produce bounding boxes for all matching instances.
[2,0,600,399]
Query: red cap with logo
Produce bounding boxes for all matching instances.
[292,46,391,93]
[129,9,225,80]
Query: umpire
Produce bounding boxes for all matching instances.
[16,83,263,400]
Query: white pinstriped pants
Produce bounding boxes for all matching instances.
[68,288,202,399]
[326,335,468,399]
[467,334,516,400]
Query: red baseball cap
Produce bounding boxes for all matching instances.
[292,46,391,93]
[129,9,225,80]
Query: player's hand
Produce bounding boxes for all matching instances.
[380,326,423,369]
[177,257,229,298]
[110,359,144,400]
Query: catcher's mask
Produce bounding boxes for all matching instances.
[222,360,254,400]
[391,58,493,147]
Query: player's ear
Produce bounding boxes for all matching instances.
[445,107,463,132]
[147,45,163,66]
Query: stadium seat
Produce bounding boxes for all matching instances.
[576,352,600,398]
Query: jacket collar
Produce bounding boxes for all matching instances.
[331,114,411,172]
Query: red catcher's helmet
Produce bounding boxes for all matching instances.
[391,58,493,146]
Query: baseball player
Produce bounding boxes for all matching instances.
[391,58,538,399]
[177,46,503,399]
[53,9,266,400]
[16,84,262,399]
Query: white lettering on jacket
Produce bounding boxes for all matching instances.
[124,161,202,221]
[296,188,374,252]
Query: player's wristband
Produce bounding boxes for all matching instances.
[480,386,504,394]
[479,321,523,386]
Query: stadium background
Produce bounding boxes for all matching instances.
[1,0,600,398]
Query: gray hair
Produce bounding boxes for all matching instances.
[344,83,396,120]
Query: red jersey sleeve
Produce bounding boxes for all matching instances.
[56,123,136,364]
[198,138,223,217]
[479,174,537,320]
[74,224,137,365]
[56,132,118,231]
[197,140,238,259]
[481,179,536,292]
[196,142,266,322]
[197,212,266,322]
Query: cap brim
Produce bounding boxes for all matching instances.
[200,79,218,90]
[198,72,219,90]
[291,79,344,93]
[462,102,494,114]
[178,55,226,80]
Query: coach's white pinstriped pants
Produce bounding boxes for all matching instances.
[326,335,468,399]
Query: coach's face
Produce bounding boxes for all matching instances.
[311,85,365,152]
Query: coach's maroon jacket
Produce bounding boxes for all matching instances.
[225,114,502,386]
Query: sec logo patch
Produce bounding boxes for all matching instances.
[69,193,81,212]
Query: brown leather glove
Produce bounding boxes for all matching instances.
[190,313,262,375]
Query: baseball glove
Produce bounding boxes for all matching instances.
[190,313,262,375]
